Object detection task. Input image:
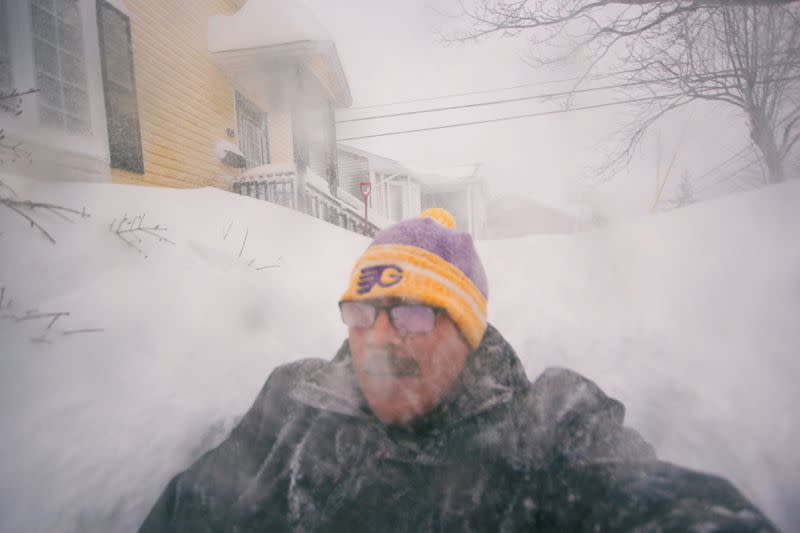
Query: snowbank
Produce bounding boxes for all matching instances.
[482,182,800,531]
[0,175,798,531]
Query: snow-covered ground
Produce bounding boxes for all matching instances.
[1,174,798,532]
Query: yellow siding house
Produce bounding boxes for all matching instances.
[1,0,351,200]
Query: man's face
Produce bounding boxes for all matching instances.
[348,298,471,426]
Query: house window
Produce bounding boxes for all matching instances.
[236,91,269,169]
[97,0,144,173]
[31,0,91,134]
[0,0,11,89]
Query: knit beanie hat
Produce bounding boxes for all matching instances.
[340,208,488,350]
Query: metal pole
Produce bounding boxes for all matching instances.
[359,181,372,236]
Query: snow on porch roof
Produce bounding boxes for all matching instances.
[337,144,407,175]
[208,0,330,52]
[208,0,352,107]
[409,164,484,188]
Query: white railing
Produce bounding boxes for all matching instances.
[232,164,380,236]
[303,170,380,236]
[234,164,297,208]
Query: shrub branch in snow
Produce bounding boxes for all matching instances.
[62,328,105,336]
[111,213,175,256]
[227,222,281,271]
[13,311,70,328]
[2,88,88,242]
[238,228,248,258]
[0,288,103,344]
[0,179,90,244]
[0,88,39,165]
[0,130,31,165]
[0,88,38,114]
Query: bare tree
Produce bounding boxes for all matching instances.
[455,0,797,45]
[453,1,800,183]
[620,3,800,183]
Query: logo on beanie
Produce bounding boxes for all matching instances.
[357,265,403,294]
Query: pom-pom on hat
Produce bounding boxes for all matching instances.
[341,208,488,350]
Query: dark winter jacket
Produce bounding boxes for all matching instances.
[139,325,776,532]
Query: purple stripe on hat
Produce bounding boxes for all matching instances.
[370,217,488,298]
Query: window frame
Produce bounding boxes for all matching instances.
[0,0,13,90]
[96,0,144,173]
[31,0,93,135]
[3,0,111,166]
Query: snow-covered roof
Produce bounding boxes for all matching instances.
[208,0,330,53]
[337,144,406,175]
[410,164,484,189]
[208,0,351,108]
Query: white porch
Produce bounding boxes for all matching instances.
[233,163,382,236]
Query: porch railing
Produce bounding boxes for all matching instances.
[232,164,380,236]
[303,180,380,237]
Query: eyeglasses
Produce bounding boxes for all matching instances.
[339,300,443,334]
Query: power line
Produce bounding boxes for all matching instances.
[337,93,684,142]
[339,65,800,124]
[337,79,655,124]
[693,145,753,185]
[694,158,761,194]
[344,68,646,111]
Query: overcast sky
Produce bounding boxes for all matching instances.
[304,0,754,217]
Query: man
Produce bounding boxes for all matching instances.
[140,209,776,532]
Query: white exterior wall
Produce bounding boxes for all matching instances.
[406,180,421,218]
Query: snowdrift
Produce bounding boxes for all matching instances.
[0,175,798,532]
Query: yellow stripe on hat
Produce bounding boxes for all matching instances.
[345,245,487,314]
[357,245,486,310]
[341,243,488,349]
